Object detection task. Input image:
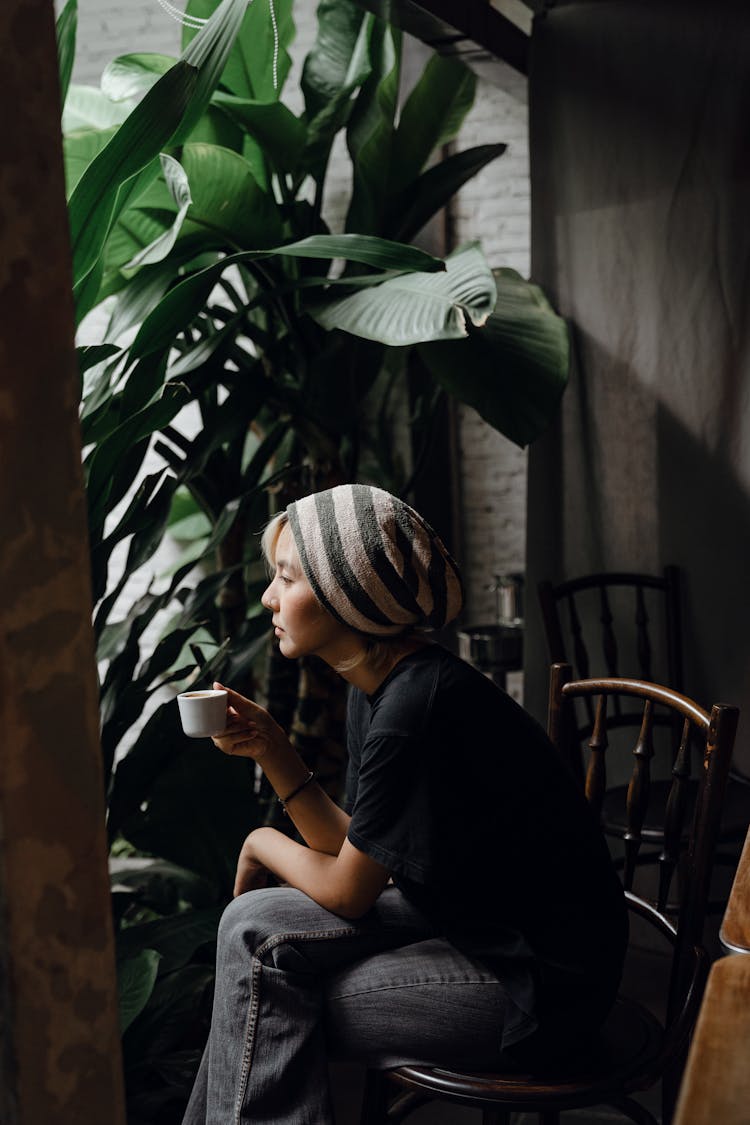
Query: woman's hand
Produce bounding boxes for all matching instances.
[233,831,272,897]
[211,685,351,860]
[211,682,288,763]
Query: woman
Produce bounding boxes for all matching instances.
[183,483,627,1125]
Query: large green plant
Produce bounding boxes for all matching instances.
[58,0,569,1116]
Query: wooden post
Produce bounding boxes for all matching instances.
[0,2,126,1123]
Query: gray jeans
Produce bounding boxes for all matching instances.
[182,885,531,1125]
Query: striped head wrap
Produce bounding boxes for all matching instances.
[285,484,463,637]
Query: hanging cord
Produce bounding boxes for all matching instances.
[267,0,279,92]
[155,0,279,89]
[155,0,208,30]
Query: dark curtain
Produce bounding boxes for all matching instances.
[525,0,750,769]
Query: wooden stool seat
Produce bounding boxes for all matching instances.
[384,995,666,1112]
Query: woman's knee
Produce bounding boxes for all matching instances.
[217,886,325,957]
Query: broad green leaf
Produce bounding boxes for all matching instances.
[302,79,366,191]
[94,470,179,606]
[169,510,213,541]
[129,236,445,360]
[63,126,119,196]
[185,103,246,154]
[184,0,295,101]
[167,316,242,378]
[103,206,177,280]
[101,53,176,102]
[94,171,194,305]
[117,728,258,891]
[56,0,77,109]
[116,908,222,974]
[109,855,214,906]
[90,470,169,603]
[300,0,372,187]
[74,257,105,326]
[212,93,306,172]
[117,949,161,1032]
[311,243,495,346]
[301,0,367,119]
[179,143,283,248]
[271,234,444,271]
[124,155,193,271]
[175,0,261,142]
[418,268,570,447]
[390,54,476,193]
[77,344,120,375]
[68,61,199,291]
[121,964,215,1060]
[105,262,175,343]
[345,19,400,235]
[117,474,179,580]
[389,143,506,244]
[86,382,191,531]
[62,84,132,134]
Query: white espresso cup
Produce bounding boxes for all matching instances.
[177,689,228,738]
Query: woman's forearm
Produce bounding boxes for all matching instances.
[245,828,384,919]
[212,684,350,854]
[257,741,351,854]
[280,782,352,855]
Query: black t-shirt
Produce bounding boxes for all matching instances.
[345,643,628,1052]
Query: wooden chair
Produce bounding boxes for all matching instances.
[360,665,738,1125]
[672,825,750,1124]
[538,569,750,886]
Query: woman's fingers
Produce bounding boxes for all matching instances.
[212,723,261,756]
[210,684,283,759]
[214,681,262,719]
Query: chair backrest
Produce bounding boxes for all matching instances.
[548,664,738,1024]
[539,566,683,712]
[539,568,685,785]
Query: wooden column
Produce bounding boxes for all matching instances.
[0,2,126,1123]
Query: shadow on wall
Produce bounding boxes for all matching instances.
[524,0,750,748]
[525,323,750,769]
[523,325,660,724]
[657,404,750,772]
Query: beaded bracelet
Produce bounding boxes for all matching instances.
[277,770,315,815]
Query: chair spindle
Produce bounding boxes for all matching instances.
[624,701,655,891]
[586,695,609,816]
[659,718,692,911]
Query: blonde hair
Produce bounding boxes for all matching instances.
[260,510,288,575]
[260,510,415,673]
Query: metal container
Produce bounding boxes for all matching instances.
[458,573,525,688]
[457,624,523,675]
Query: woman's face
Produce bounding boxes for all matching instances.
[261,523,354,663]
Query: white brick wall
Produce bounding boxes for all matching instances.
[65,0,531,638]
[450,63,530,627]
[59,0,181,82]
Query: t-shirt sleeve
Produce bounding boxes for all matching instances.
[347,730,431,883]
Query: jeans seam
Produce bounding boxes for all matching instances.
[234,924,361,1124]
[234,955,263,1125]
[255,925,361,960]
[330,978,505,999]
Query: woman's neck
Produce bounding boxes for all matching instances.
[337,636,430,696]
